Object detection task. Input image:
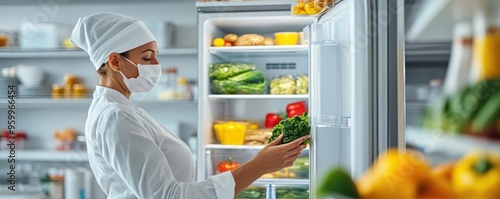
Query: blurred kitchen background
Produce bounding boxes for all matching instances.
[0,0,499,198]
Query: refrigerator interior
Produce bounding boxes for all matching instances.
[198,14,315,180]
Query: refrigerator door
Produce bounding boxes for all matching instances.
[309,1,353,195]
[308,0,406,196]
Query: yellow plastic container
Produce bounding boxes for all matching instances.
[274,32,299,45]
[214,122,247,145]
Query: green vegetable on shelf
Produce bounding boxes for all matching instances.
[209,62,267,94]
[268,112,310,144]
[421,79,500,134]
[295,74,309,94]
[209,62,256,80]
[276,187,309,199]
[471,91,500,132]
[211,79,267,94]
[227,70,265,84]
[270,75,296,94]
[236,187,266,199]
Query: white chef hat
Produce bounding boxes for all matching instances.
[71,12,156,70]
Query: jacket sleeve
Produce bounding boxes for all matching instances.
[95,109,235,199]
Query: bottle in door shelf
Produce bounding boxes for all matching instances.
[474,0,500,80]
[158,67,178,100]
[475,27,500,80]
[176,76,190,100]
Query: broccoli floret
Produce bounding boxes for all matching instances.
[268,112,310,144]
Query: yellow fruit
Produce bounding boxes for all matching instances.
[357,171,417,199]
[432,161,454,184]
[357,148,432,199]
[62,38,75,49]
[212,38,225,47]
[418,175,456,199]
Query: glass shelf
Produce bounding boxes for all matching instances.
[208,45,308,56]
[0,47,197,58]
[253,178,309,186]
[205,144,310,151]
[0,98,197,108]
[208,94,309,100]
[0,149,88,162]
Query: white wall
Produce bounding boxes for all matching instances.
[0,0,200,142]
[0,2,199,197]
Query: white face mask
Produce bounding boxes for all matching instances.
[119,56,161,93]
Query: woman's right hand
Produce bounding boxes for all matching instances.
[251,134,309,175]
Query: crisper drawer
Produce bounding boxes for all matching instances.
[236,185,268,199]
[273,184,309,199]
[205,146,309,180]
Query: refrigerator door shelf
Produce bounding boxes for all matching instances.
[313,115,351,128]
[204,16,315,38]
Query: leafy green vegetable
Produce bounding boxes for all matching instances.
[211,79,267,94]
[471,91,500,132]
[268,112,310,144]
[227,70,265,84]
[236,187,266,199]
[275,187,309,199]
[209,62,256,80]
[422,79,500,133]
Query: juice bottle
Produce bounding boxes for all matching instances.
[474,29,500,80]
[473,0,500,80]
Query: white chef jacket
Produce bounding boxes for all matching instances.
[85,86,235,199]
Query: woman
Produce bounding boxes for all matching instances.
[71,12,308,199]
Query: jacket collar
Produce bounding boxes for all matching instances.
[93,85,130,105]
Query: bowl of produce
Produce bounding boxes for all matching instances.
[274,32,299,45]
[270,75,296,94]
[213,122,247,145]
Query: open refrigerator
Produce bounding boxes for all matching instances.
[196,0,405,198]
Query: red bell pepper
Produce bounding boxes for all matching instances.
[286,101,307,118]
[265,113,282,128]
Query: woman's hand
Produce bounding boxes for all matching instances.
[251,134,309,175]
[231,133,309,195]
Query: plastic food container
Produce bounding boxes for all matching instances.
[295,74,309,94]
[211,80,267,94]
[270,75,296,94]
[274,32,299,45]
[291,0,333,16]
[213,122,247,145]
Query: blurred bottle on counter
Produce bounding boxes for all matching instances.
[428,79,443,102]
[188,79,198,100]
[158,67,178,100]
[176,76,190,100]
[444,0,474,95]
[48,168,65,199]
[474,0,500,80]
[0,32,8,46]
[65,169,85,199]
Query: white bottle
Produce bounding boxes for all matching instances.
[443,21,473,95]
[64,169,85,199]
